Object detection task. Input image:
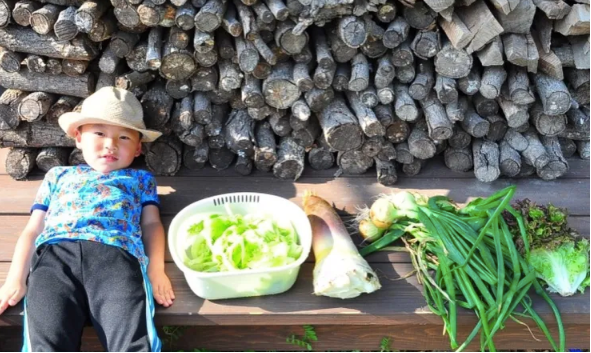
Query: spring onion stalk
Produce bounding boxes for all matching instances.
[304,191,381,299]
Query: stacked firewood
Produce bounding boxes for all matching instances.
[0,0,589,184]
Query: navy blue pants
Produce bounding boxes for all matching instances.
[23,241,159,352]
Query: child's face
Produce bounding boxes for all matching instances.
[75,124,142,173]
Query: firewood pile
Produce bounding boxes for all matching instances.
[0,0,589,184]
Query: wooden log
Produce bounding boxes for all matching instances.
[233,36,258,74]
[193,46,218,67]
[374,158,397,186]
[332,63,349,91]
[479,66,507,100]
[385,117,410,144]
[438,12,474,50]
[61,59,88,77]
[393,83,419,122]
[498,140,521,177]
[0,0,11,28]
[507,66,535,104]
[410,30,440,60]
[359,86,378,108]
[140,82,173,130]
[361,135,383,158]
[183,143,208,171]
[513,121,531,133]
[566,106,590,133]
[145,135,182,176]
[408,125,436,159]
[533,73,572,116]
[554,4,590,36]
[360,17,387,59]
[493,0,536,34]
[377,138,398,162]
[374,103,394,127]
[291,115,320,148]
[218,59,243,91]
[0,26,98,60]
[473,92,498,117]
[445,96,468,123]
[457,64,481,95]
[568,35,590,70]
[252,1,273,24]
[346,91,385,137]
[30,4,61,35]
[536,135,568,180]
[0,121,74,147]
[565,68,590,105]
[252,34,277,65]
[472,139,500,182]
[11,0,41,27]
[522,128,550,169]
[530,103,567,136]
[420,92,453,140]
[138,1,176,27]
[337,148,374,175]
[337,15,367,49]
[113,4,143,30]
[0,89,25,130]
[275,19,307,54]
[448,125,472,149]
[173,2,195,31]
[165,79,191,99]
[348,53,370,92]
[434,40,473,78]
[247,104,274,121]
[146,26,162,70]
[53,6,77,40]
[461,106,490,138]
[194,0,225,32]
[223,2,243,37]
[290,98,310,122]
[401,158,424,176]
[110,31,140,60]
[576,140,590,159]
[216,30,235,60]
[318,95,364,152]
[377,84,394,105]
[125,42,149,72]
[205,103,228,137]
[233,153,253,176]
[383,16,409,49]
[292,41,313,63]
[293,62,313,92]
[0,46,21,73]
[391,39,414,67]
[434,74,457,104]
[374,55,395,89]
[260,61,301,109]
[5,147,37,180]
[98,45,121,74]
[497,94,529,128]
[230,90,247,110]
[45,95,78,124]
[273,136,305,180]
[394,142,414,164]
[87,11,117,43]
[17,91,55,122]
[409,60,435,101]
[172,99,204,147]
[266,110,289,137]
[262,0,288,21]
[68,147,84,165]
[533,0,572,20]
[115,70,155,91]
[74,0,108,33]
[45,58,62,75]
[558,137,577,157]
[403,1,437,29]
[241,74,264,108]
[503,128,529,152]
[533,10,553,54]
[454,0,504,53]
[308,137,335,170]
[253,121,277,172]
[444,146,473,172]
[161,43,196,81]
[0,70,93,98]
[35,147,68,172]
[477,37,504,67]
[209,146,235,170]
[485,114,508,141]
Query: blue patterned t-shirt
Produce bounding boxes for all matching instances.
[31,165,160,267]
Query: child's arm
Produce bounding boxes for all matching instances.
[141,205,175,307]
[0,210,46,315]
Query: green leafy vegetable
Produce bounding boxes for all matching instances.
[183,213,302,272]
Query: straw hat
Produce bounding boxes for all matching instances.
[59,87,162,142]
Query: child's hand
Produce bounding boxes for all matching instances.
[0,280,26,315]
[148,268,175,307]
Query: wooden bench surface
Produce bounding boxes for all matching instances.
[0,148,589,350]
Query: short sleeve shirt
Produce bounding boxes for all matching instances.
[32,165,160,266]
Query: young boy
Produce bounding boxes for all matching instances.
[0,87,175,351]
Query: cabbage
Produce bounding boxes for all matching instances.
[183,213,303,272]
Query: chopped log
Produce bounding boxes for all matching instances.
[533,73,572,116]
[54,6,77,40]
[522,128,550,169]
[395,142,414,164]
[479,66,507,99]
[438,12,474,50]
[17,91,55,122]
[507,66,535,104]
[360,86,378,108]
[291,115,320,148]
[194,0,225,32]
[393,82,419,122]
[165,79,191,99]
[530,103,567,136]
[252,1,273,24]
[472,139,500,182]
[395,63,416,83]
[444,146,473,172]
[161,44,197,81]
[216,30,235,60]
[183,143,208,170]
[193,29,215,54]
[377,85,395,105]
[576,140,590,159]
[513,121,531,133]
[168,27,190,50]
[262,0,288,21]
[0,89,25,130]
[457,64,481,95]
[275,19,307,54]
[485,114,508,141]
[61,59,88,77]
[493,0,535,34]
[113,4,142,30]
[497,94,529,128]
[98,45,121,74]
[477,37,504,67]
[68,147,84,165]
[391,39,414,67]
[454,0,504,53]
[0,121,74,147]
[402,159,424,176]
[273,136,305,180]
[253,121,277,171]
[385,117,410,144]
[446,95,468,122]
[115,71,156,91]
[234,153,253,176]
[291,98,310,122]
[87,12,117,42]
[361,135,383,158]
[503,128,528,152]
[558,137,577,157]
[209,146,235,170]
[260,61,301,109]
[251,34,277,65]
[409,60,434,101]
[518,159,536,177]
[138,1,176,27]
[348,53,370,92]
[361,17,387,59]
[374,103,394,127]
[536,135,568,180]
[219,59,243,91]
[555,4,590,36]
[376,1,397,22]
[346,91,385,137]
[30,4,61,35]
[35,147,68,172]
[45,58,62,75]
[498,140,521,177]
[141,82,173,130]
[0,70,94,98]
[223,2,243,37]
[473,92,499,117]
[565,68,590,105]
[568,35,590,70]
[308,138,335,170]
[12,0,41,27]
[193,47,218,67]
[45,95,78,124]
[173,2,195,30]
[337,148,374,174]
[230,92,247,110]
[408,125,436,159]
[461,106,490,138]
[0,26,99,60]
[420,92,453,140]
[292,62,314,92]
[318,95,364,151]
[269,111,291,137]
[448,125,472,149]
[74,0,108,33]
[146,26,162,70]
[566,106,590,133]
[205,103,228,138]
[5,148,37,180]
[337,15,367,49]
[125,41,148,72]
[411,30,440,60]
[533,10,553,54]
[332,63,349,91]
[403,1,437,29]
[224,110,255,156]
[144,135,183,176]
[434,40,473,78]
[534,38,563,80]
[374,158,397,186]
[241,74,264,108]
[247,104,274,121]
[383,16,410,49]
[292,41,313,63]
[374,55,395,89]
[0,46,21,73]
[533,0,572,20]
[434,74,457,104]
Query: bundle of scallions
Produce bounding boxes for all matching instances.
[356,186,564,352]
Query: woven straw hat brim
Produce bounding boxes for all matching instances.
[59,111,162,143]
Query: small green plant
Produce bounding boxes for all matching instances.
[286,325,318,351]
[379,337,392,352]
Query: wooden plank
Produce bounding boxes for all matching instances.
[1,262,589,327]
[1,215,588,263]
[0,175,588,217]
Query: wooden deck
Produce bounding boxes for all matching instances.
[0,147,589,351]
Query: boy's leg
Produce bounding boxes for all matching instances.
[82,241,156,352]
[24,242,88,352]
